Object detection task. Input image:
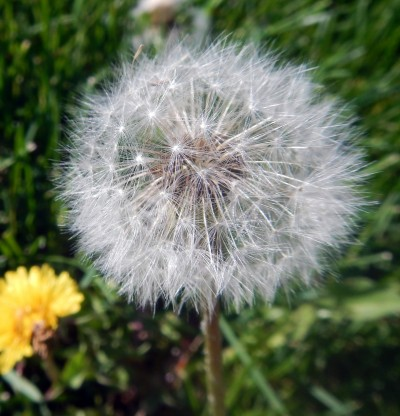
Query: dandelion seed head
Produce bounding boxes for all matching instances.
[60,40,365,311]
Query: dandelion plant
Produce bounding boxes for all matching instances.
[59,40,364,415]
[0,265,84,375]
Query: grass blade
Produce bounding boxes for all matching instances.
[220,316,288,415]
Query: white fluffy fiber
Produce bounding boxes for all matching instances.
[60,40,365,310]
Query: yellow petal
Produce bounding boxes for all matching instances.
[0,265,84,373]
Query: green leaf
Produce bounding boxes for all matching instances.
[2,370,45,403]
[61,349,89,389]
[310,385,357,415]
[342,281,400,321]
[291,304,316,342]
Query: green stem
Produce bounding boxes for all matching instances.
[43,352,60,386]
[201,301,225,416]
[43,352,63,400]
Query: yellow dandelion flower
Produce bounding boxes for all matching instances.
[0,264,84,374]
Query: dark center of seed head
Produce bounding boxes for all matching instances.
[156,136,245,205]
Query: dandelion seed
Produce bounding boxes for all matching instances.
[59,40,365,312]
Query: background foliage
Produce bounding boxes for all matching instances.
[1,0,399,414]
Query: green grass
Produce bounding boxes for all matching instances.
[1,0,399,414]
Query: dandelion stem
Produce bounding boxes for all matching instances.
[201,301,225,416]
[43,352,64,400]
[43,352,60,386]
